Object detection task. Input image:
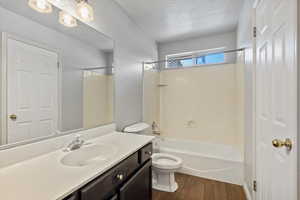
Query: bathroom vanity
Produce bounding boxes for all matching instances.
[64,143,153,200]
[0,131,154,200]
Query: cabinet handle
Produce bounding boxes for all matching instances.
[145,151,152,156]
[117,174,124,181]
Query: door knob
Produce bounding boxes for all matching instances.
[9,114,17,121]
[272,138,292,151]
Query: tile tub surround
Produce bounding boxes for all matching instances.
[0,131,154,200]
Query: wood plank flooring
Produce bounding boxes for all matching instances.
[153,173,246,200]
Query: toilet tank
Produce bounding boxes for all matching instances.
[123,123,150,134]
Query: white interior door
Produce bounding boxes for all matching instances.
[7,37,59,144]
[255,0,297,199]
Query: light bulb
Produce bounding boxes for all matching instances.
[59,11,77,27]
[28,0,52,13]
[36,1,46,9]
[79,6,89,19]
[76,0,94,22]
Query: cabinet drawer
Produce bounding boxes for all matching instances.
[81,152,139,200]
[139,143,153,164]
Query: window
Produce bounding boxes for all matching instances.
[167,58,194,68]
[206,53,225,64]
[180,58,194,66]
[166,48,226,68]
[196,53,225,65]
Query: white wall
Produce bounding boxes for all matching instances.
[51,0,158,130]
[0,6,109,132]
[237,0,254,48]
[158,31,237,66]
[237,0,255,197]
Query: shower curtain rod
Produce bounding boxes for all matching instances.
[81,66,113,70]
[144,48,245,64]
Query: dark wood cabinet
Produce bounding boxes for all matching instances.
[109,194,118,200]
[64,143,152,200]
[80,152,139,200]
[80,167,117,200]
[64,193,79,200]
[120,160,152,200]
[139,143,153,164]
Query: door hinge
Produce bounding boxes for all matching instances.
[253,26,257,38]
[253,180,257,192]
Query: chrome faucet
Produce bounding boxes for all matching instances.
[66,134,85,151]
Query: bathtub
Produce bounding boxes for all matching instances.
[153,138,244,185]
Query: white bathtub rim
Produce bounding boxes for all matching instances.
[182,165,239,174]
[157,147,243,163]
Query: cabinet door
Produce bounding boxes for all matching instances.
[139,143,153,164]
[81,170,115,200]
[119,160,152,200]
[64,193,78,200]
[81,152,139,200]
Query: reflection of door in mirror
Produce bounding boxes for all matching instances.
[5,37,59,144]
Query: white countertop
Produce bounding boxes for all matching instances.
[0,132,154,200]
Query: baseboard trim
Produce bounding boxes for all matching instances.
[243,183,252,200]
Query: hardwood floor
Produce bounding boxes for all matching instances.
[153,173,246,200]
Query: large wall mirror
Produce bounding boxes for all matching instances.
[0,1,114,147]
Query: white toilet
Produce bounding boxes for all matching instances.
[123,123,183,193]
[152,153,182,192]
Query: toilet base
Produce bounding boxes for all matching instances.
[152,170,179,192]
[153,180,178,192]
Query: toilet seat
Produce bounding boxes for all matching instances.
[152,153,182,170]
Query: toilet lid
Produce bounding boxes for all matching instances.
[152,153,182,169]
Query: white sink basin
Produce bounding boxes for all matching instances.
[61,144,118,167]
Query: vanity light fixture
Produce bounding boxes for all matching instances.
[59,11,78,27]
[28,0,94,28]
[76,0,94,22]
[28,0,53,13]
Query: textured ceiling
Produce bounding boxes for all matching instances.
[114,0,244,43]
